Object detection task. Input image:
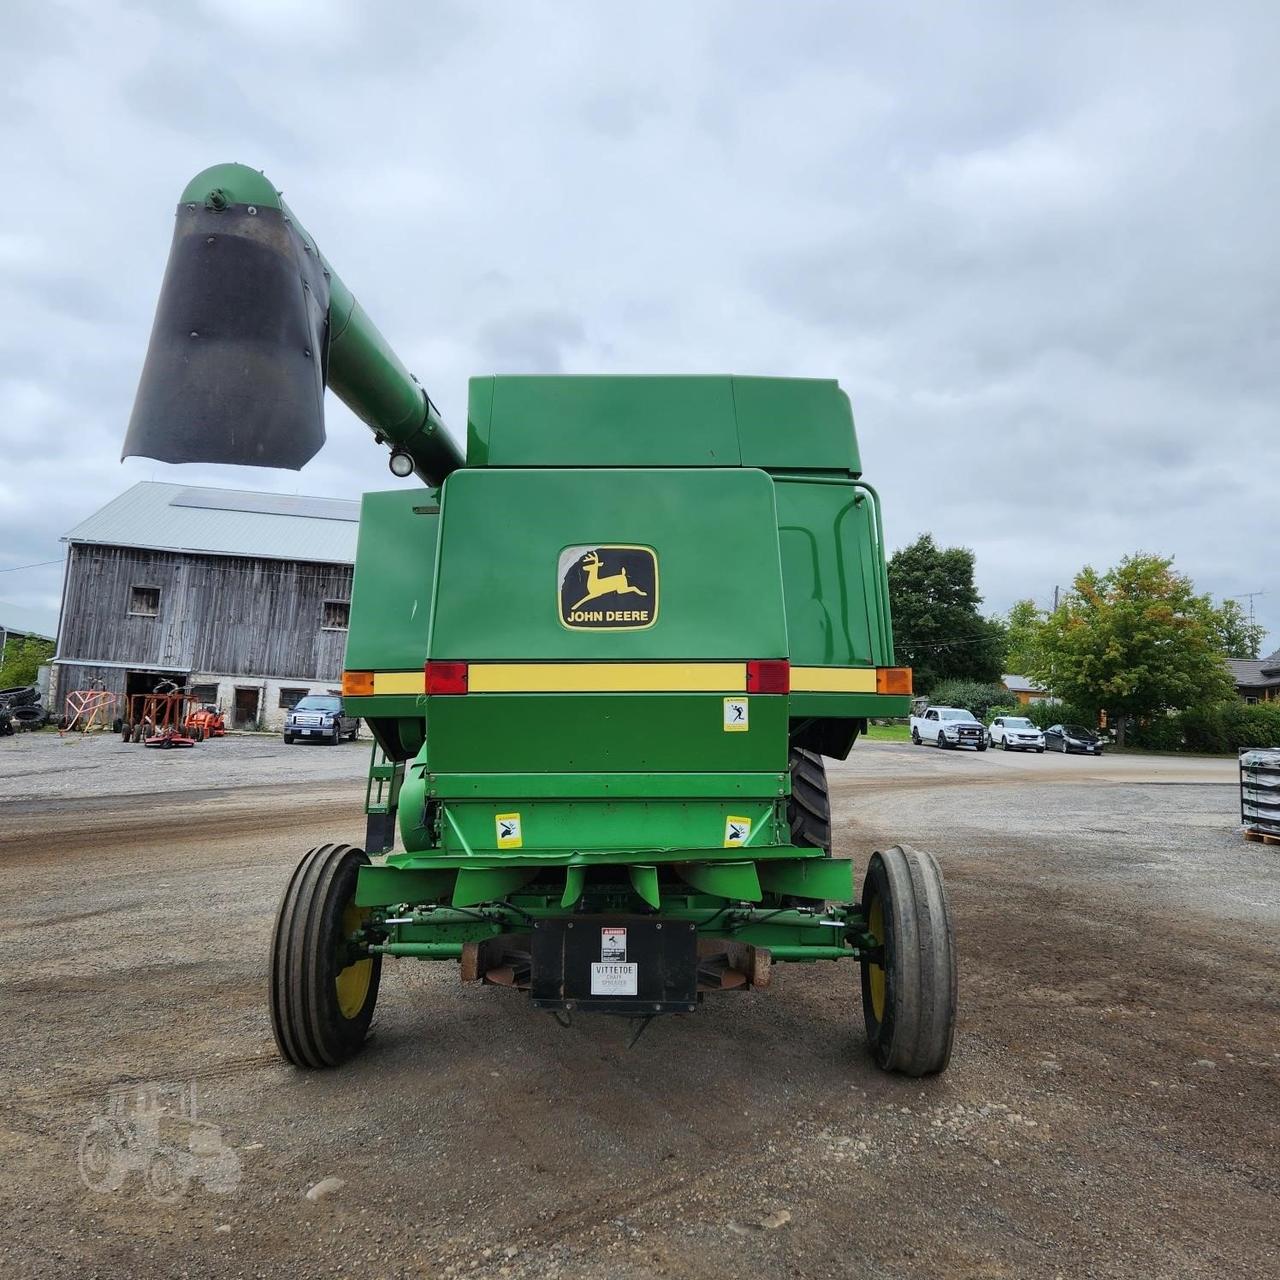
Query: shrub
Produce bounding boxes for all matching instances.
[0,635,54,688]
[924,680,1016,723]
[1179,701,1280,753]
[1022,700,1097,731]
[1128,714,1184,752]
[985,705,1021,723]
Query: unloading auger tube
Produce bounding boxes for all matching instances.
[123,163,462,485]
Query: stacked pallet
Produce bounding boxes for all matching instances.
[1241,748,1280,845]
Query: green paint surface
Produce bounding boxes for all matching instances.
[423,694,788,774]
[427,467,787,660]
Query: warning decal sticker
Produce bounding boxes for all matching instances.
[558,545,658,631]
[723,816,752,848]
[723,698,749,732]
[601,927,627,962]
[495,812,523,848]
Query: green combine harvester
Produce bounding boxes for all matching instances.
[125,164,956,1076]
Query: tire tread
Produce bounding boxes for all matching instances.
[860,843,956,1076]
[788,746,831,852]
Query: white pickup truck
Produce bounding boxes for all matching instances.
[911,706,987,750]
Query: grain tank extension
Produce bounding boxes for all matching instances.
[126,164,956,1075]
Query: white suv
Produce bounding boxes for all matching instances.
[987,715,1045,753]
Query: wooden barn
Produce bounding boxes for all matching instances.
[52,482,359,730]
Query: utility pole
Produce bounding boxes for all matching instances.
[1231,591,1265,658]
[1233,591,1263,629]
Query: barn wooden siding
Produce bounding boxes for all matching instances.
[58,544,353,682]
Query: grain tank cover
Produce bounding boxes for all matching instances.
[466,375,861,474]
[428,467,788,661]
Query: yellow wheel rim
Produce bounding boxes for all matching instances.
[867,895,886,1023]
[334,903,373,1020]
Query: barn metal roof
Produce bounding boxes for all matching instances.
[63,482,360,565]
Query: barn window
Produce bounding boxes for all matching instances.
[321,600,350,631]
[191,683,219,706]
[129,586,161,617]
[279,687,310,709]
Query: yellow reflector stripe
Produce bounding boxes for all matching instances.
[791,666,878,693]
[373,671,426,695]
[468,662,747,693]
[361,665,890,695]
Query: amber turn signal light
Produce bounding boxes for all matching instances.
[876,667,913,695]
[341,670,375,697]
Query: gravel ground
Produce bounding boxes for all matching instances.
[0,729,368,808]
[0,735,1277,1279]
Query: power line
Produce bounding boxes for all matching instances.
[0,558,64,573]
[899,633,1004,652]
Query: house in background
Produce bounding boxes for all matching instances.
[1001,673,1053,706]
[1227,651,1280,704]
[52,482,359,730]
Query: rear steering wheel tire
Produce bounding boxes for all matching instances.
[859,844,956,1076]
[787,745,831,852]
[911,728,921,745]
[269,842,382,1069]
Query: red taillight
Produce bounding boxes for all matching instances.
[746,659,790,694]
[425,661,468,694]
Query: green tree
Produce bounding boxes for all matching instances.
[1026,554,1234,745]
[1210,598,1266,659]
[0,635,54,688]
[888,534,1006,690]
[1003,598,1044,673]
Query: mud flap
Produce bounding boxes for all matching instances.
[530,917,698,1014]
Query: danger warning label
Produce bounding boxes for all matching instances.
[495,812,523,848]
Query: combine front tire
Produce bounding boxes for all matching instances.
[269,843,381,1069]
[859,844,956,1076]
[787,745,831,852]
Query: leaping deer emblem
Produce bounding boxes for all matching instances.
[570,550,649,611]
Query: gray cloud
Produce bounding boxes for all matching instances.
[1,1,1277,648]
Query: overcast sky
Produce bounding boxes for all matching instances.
[2,1,1277,650]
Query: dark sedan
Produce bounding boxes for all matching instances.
[1044,723,1104,755]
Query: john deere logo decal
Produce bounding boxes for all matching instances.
[558,545,658,630]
